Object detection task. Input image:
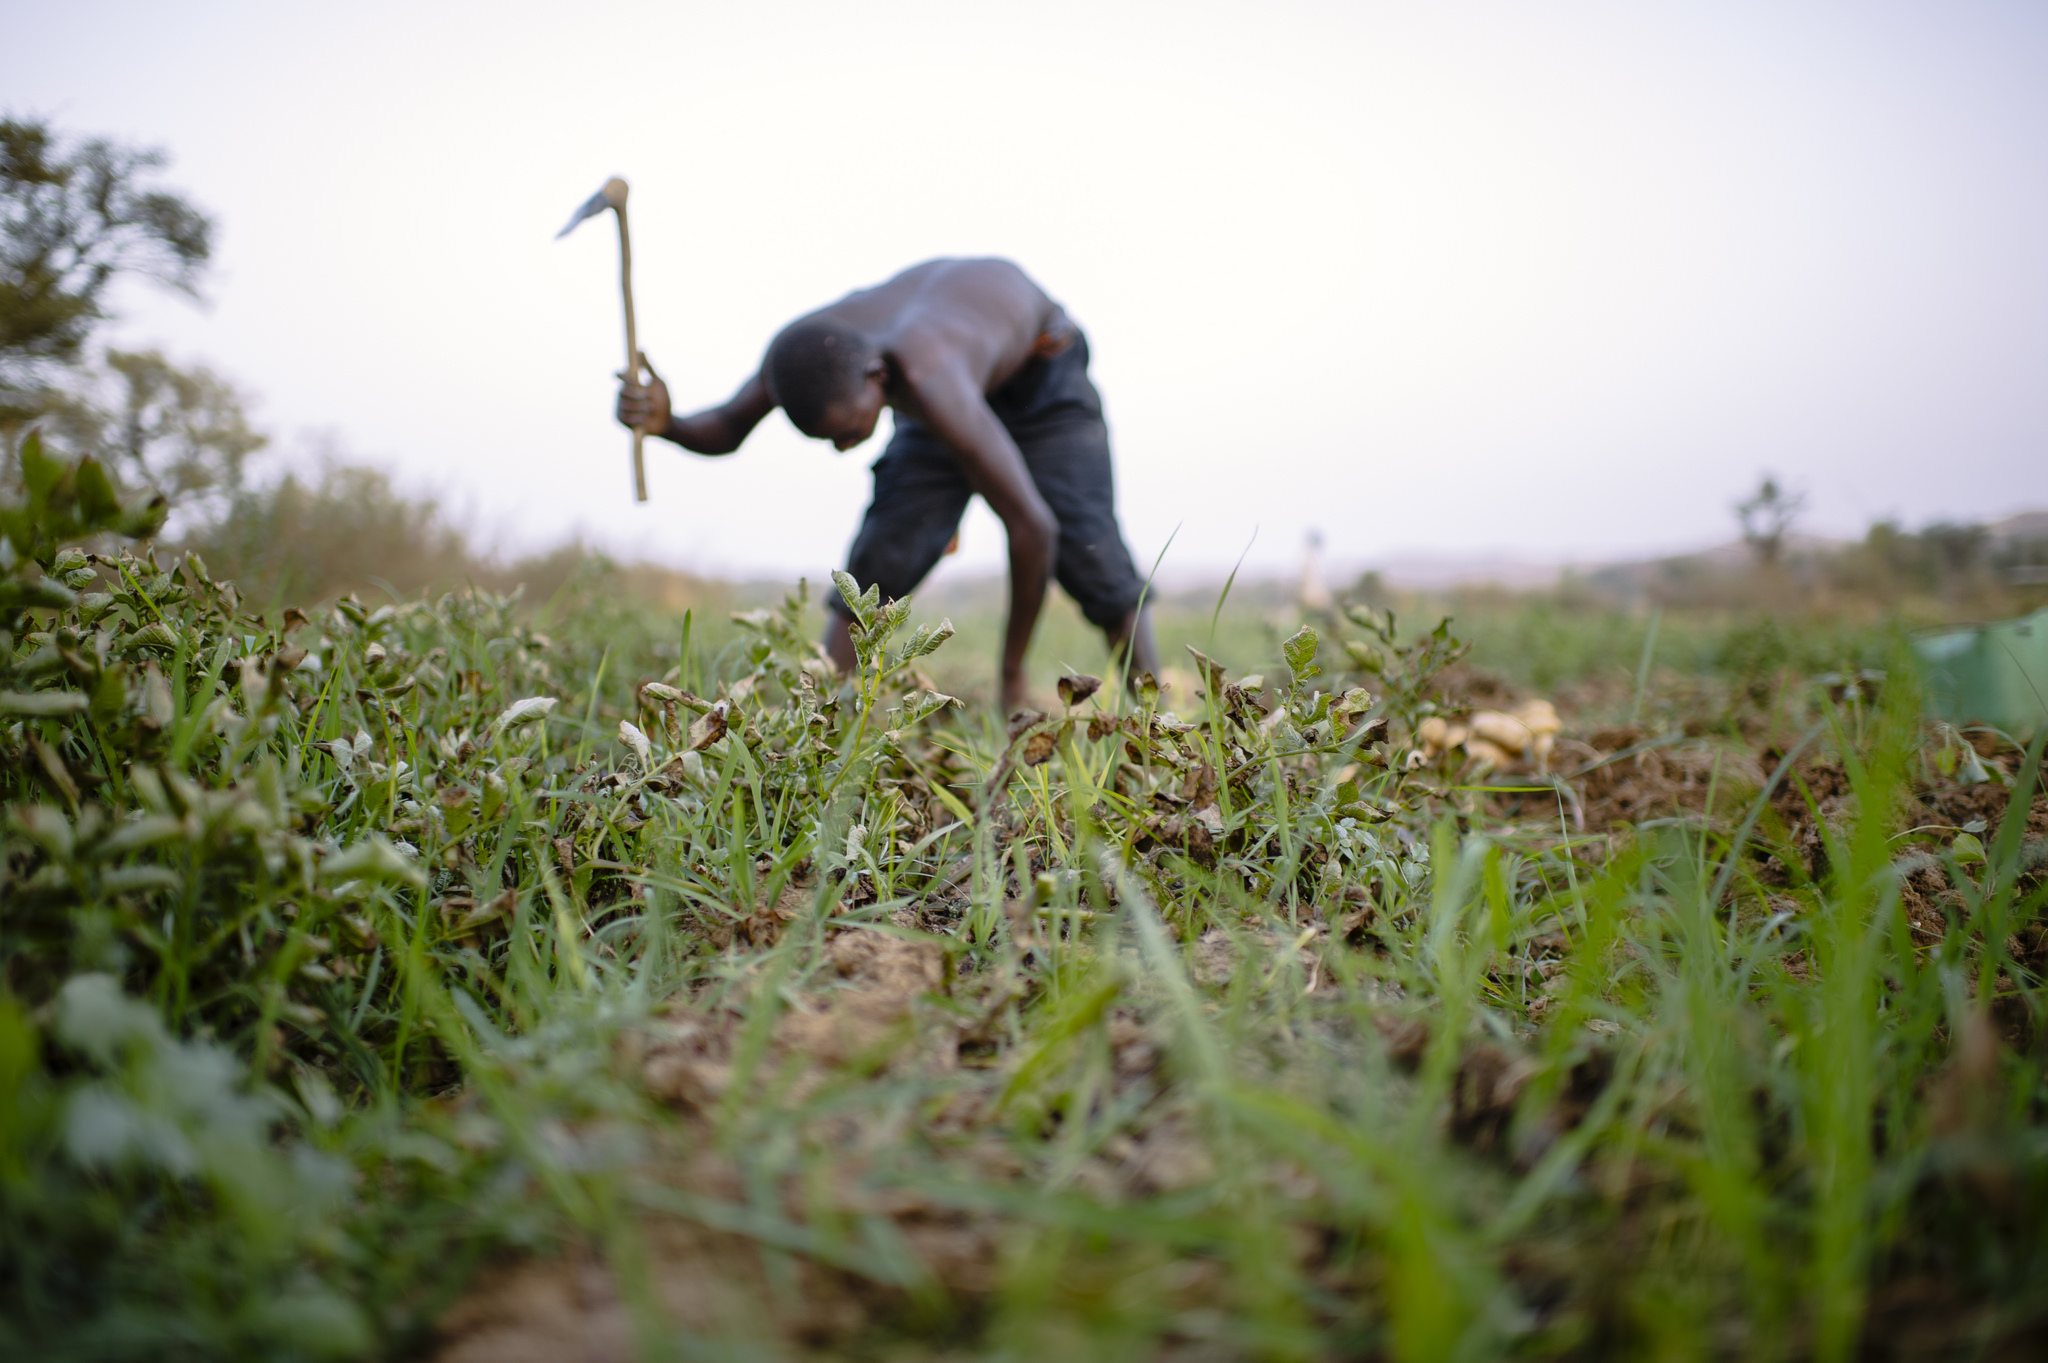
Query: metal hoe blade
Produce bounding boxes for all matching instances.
[555,187,614,239]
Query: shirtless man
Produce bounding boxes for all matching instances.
[615,257,1157,712]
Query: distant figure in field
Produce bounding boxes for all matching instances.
[1299,529,1335,615]
[615,258,1156,712]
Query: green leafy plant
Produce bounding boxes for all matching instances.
[5,419,2046,1360]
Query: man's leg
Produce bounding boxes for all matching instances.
[826,426,972,669]
[823,612,857,673]
[1011,416,1152,684]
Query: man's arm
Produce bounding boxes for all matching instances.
[617,365,775,456]
[910,362,1059,712]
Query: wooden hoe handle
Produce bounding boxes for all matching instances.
[611,185,649,504]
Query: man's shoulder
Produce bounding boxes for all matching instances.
[898,254,1018,271]
[900,256,1033,289]
[961,256,1035,283]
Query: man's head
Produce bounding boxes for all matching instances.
[767,320,886,450]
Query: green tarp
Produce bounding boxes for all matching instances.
[1914,608,2048,736]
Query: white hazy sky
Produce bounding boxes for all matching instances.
[9,0,2047,583]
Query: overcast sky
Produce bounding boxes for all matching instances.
[8,0,2046,583]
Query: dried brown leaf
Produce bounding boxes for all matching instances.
[1056,673,1102,708]
[686,701,728,750]
[1020,727,1060,767]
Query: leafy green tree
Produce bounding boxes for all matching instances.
[1,117,212,426]
[40,347,266,532]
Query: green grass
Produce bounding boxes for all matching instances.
[4,432,2047,1360]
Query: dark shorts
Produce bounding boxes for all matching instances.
[831,330,1145,630]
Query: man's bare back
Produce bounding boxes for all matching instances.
[807,259,1073,422]
[616,258,1152,710]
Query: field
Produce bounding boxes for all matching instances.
[4,433,2047,1362]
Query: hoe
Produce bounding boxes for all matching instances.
[556,176,649,502]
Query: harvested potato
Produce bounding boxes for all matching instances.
[1469,710,1535,756]
[1417,716,1451,753]
[1465,737,1514,769]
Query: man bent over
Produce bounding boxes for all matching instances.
[616,257,1156,711]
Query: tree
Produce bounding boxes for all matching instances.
[40,347,266,534]
[1,117,212,426]
[1735,474,1804,568]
